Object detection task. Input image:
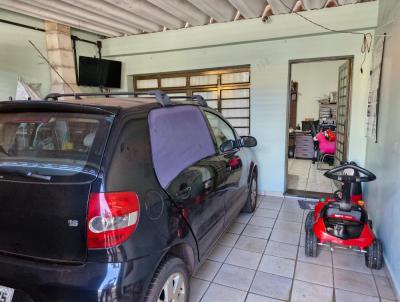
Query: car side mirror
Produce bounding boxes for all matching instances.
[220,140,236,153]
[240,136,257,148]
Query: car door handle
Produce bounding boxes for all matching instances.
[176,186,191,199]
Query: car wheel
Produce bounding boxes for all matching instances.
[305,229,318,257]
[304,211,314,232]
[242,171,257,213]
[365,239,383,269]
[145,257,189,302]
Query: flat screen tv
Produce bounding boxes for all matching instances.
[78,56,122,88]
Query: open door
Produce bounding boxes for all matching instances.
[335,60,352,164]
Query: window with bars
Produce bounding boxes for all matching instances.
[133,67,251,136]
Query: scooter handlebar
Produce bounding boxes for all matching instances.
[324,163,376,183]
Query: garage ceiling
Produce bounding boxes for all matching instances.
[0,0,375,37]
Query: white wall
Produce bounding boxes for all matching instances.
[0,9,101,100]
[102,3,377,194]
[292,60,345,125]
[0,10,50,100]
[364,0,400,297]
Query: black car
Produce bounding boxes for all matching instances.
[0,92,258,302]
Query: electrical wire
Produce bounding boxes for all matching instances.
[28,40,76,93]
[360,33,373,73]
[275,0,386,73]
[276,0,386,37]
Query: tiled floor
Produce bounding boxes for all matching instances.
[190,195,398,302]
[287,158,336,193]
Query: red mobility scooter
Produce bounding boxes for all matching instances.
[304,162,383,269]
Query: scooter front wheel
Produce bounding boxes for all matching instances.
[305,229,318,257]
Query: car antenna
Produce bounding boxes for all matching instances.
[28,40,77,95]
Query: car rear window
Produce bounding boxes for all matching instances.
[0,112,113,182]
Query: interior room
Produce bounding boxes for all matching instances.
[287,59,349,196]
[0,1,399,302]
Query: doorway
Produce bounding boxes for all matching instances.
[285,57,353,198]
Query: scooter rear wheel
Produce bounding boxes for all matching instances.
[365,239,383,269]
[305,229,318,257]
[304,211,314,232]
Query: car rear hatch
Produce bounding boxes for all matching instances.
[0,104,114,262]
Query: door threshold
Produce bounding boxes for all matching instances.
[285,189,333,200]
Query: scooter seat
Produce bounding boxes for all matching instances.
[326,207,362,221]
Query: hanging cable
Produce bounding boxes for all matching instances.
[360,33,373,74]
[273,0,387,74]
[276,0,386,37]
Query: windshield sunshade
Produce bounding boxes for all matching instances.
[148,106,215,188]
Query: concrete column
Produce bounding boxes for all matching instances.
[44,21,79,94]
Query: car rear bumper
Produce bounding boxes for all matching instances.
[0,252,161,302]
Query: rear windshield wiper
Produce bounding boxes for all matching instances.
[0,170,52,181]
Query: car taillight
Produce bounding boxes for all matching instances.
[87,192,140,249]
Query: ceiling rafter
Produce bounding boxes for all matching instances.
[187,0,237,22]
[147,0,209,26]
[228,0,268,18]
[106,0,184,29]
[16,0,141,35]
[60,0,161,32]
[0,0,376,37]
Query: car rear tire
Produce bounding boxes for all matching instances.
[305,229,318,257]
[145,257,189,302]
[365,239,383,269]
[242,171,257,213]
[304,211,314,232]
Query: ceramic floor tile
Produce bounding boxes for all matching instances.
[235,235,268,253]
[281,201,303,213]
[270,228,300,245]
[290,280,333,302]
[228,222,247,235]
[274,220,302,233]
[249,216,275,228]
[193,260,222,282]
[189,278,210,302]
[297,248,332,267]
[201,283,247,302]
[294,261,333,287]
[245,293,282,302]
[242,224,272,240]
[250,271,292,301]
[219,233,240,247]
[334,269,378,297]
[371,265,388,277]
[208,244,232,262]
[254,208,279,219]
[335,289,380,302]
[258,255,296,278]
[264,240,298,260]
[236,213,254,224]
[277,210,304,223]
[374,275,397,301]
[332,253,372,274]
[225,248,262,270]
[258,200,282,210]
[213,263,255,292]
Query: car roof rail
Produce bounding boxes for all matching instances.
[146,90,172,106]
[193,95,208,107]
[44,90,172,107]
[168,95,208,107]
